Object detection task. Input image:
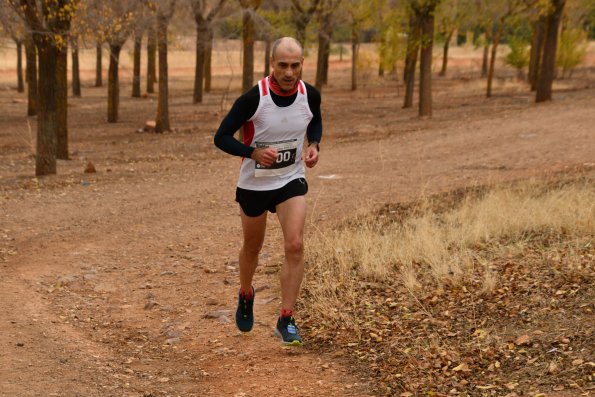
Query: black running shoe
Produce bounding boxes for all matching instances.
[275,316,303,346]
[235,287,254,332]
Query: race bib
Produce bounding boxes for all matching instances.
[254,139,299,177]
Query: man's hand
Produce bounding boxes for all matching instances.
[251,147,278,167]
[304,145,319,168]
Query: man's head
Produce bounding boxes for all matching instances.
[270,37,304,92]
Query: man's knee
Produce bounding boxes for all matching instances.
[242,238,264,257]
[284,237,304,257]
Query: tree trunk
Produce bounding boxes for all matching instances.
[536,0,565,103]
[481,40,489,78]
[205,29,213,92]
[351,27,358,91]
[295,17,308,48]
[147,24,157,94]
[529,16,546,91]
[35,41,58,176]
[418,10,435,117]
[322,41,330,84]
[72,38,81,97]
[263,39,271,77]
[241,8,256,93]
[439,30,454,76]
[17,41,24,93]
[132,31,142,97]
[95,43,103,87]
[107,44,121,123]
[193,24,207,104]
[315,11,332,90]
[156,15,170,133]
[25,34,37,116]
[403,14,420,109]
[486,28,502,98]
[56,45,69,160]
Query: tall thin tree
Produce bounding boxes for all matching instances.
[239,0,263,93]
[190,0,226,104]
[536,0,566,102]
[155,0,177,133]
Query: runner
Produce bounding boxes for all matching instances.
[214,37,322,346]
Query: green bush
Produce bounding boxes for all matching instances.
[557,28,588,78]
[504,36,530,78]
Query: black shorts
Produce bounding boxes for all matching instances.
[236,178,308,217]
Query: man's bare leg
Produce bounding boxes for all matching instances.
[275,195,307,312]
[239,209,267,293]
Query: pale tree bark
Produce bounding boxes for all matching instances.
[536,0,565,103]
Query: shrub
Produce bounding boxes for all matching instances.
[504,36,530,79]
[557,28,588,78]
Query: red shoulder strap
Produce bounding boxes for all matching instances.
[260,78,268,96]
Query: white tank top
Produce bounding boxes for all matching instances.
[237,76,313,191]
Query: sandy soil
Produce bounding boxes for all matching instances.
[0,44,594,397]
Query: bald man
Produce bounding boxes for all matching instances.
[214,37,322,346]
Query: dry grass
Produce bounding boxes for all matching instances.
[302,174,594,395]
[304,175,594,326]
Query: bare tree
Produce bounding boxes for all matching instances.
[147,21,157,93]
[190,0,226,103]
[436,0,469,76]
[315,0,341,90]
[536,0,566,102]
[155,0,177,133]
[87,0,138,122]
[403,10,420,108]
[24,31,37,115]
[528,14,546,91]
[290,0,321,47]
[71,37,81,97]
[95,43,103,87]
[239,0,263,93]
[9,0,78,175]
[0,2,26,92]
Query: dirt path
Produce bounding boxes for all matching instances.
[1,80,594,396]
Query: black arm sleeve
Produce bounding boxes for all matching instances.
[305,83,323,144]
[213,86,260,158]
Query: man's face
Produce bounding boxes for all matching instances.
[270,45,303,91]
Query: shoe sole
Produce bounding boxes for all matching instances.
[274,330,303,347]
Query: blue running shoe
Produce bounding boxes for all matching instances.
[235,287,254,332]
[275,316,303,346]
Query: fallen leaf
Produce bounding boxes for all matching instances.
[452,363,470,372]
[515,334,531,345]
